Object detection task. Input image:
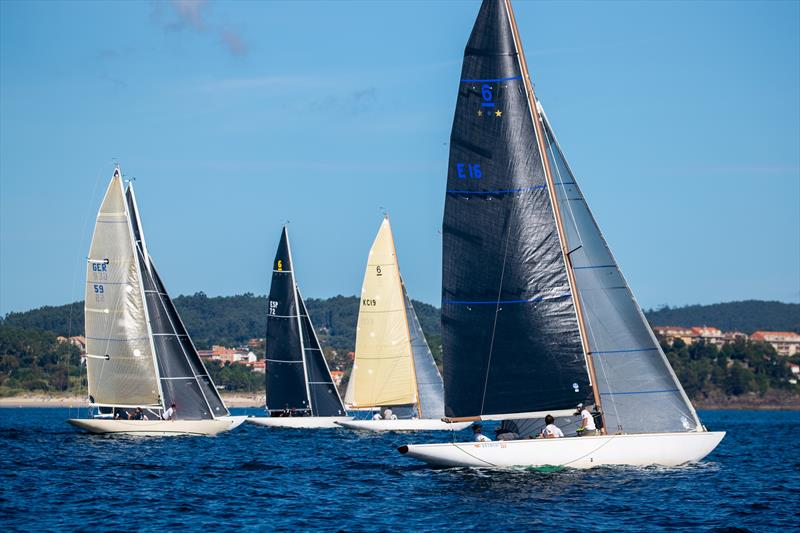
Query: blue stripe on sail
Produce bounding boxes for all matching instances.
[447,185,546,195]
[460,76,522,83]
[573,264,616,270]
[443,292,571,305]
[592,347,659,355]
[87,336,150,342]
[600,389,679,396]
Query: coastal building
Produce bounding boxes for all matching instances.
[653,326,695,345]
[330,370,344,387]
[750,331,800,357]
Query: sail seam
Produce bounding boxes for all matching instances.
[447,185,546,194]
[443,292,570,305]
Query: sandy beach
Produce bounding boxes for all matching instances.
[0,393,266,408]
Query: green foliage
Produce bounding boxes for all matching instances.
[664,338,798,399]
[646,300,800,334]
[204,360,263,393]
[0,325,82,395]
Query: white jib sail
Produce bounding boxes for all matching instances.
[84,170,160,406]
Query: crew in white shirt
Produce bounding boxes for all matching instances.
[472,424,492,442]
[539,415,564,438]
[162,403,176,421]
[372,412,383,420]
[575,403,598,436]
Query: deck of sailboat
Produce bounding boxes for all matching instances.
[398,430,726,468]
[335,419,472,432]
[67,416,247,436]
[247,416,352,429]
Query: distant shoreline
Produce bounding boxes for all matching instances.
[0,394,798,410]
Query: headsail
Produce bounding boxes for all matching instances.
[540,109,700,433]
[349,217,418,410]
[126,184,227,420]
[265,228,311,413]
[442,0,593,420]
[402,281,445,418]
[297,290,347,417]
[84,170,160,407]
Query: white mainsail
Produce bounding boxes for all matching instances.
[84,169,160,407]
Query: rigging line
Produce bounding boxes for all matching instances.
[542,121,622,429]
[480,211,513,416]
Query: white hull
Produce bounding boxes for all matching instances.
[399,431,725,468]
[67,415,247,436]
[336,419,473,432]
[246,416,352,429]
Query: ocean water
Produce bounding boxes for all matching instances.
[0,408,797,532]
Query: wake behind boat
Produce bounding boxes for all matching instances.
[67,167,245,436]
[340,216,468,432]
[398,0,723,467]
[247,227,351,429]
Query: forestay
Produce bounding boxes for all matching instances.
[442,0,593,419]
[85,171,160,407]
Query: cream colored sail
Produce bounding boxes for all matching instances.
[349,217,417,408]
[84,169,160,406]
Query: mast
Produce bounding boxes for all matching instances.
[504,0,606,431]
[386,216,423,418]
[125,178,166,411]
[285,228,314,414]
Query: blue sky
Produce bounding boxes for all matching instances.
[1,0,798,315]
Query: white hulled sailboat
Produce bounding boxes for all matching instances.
[67,167,246,436]
[398,0,724,466]
[247,227,351,429]
[337,217,471,432]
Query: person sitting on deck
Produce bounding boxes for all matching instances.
[130,407,145,421]
[494,424,520,441]
[538,415,564,439]
[372,412,383,420]
[113,409,128,420]
[382,408,397,420]
[472,424,492,442]
[574,403,598,436]
[162,403,177,421]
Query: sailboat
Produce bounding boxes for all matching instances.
[336,217,471,432]
[398,0,724,466]
[247,227,351,429]
[68,167,246,436]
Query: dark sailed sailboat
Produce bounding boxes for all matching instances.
[399,0,724,467]
[247,227,351,429]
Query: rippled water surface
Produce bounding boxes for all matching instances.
[0,409,797,531]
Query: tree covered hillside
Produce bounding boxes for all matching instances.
[645,300,800,333]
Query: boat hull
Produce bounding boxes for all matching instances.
[67,415,247,436]
[336,419,473,432]
[398,431,725,468]
[246,416,352,429]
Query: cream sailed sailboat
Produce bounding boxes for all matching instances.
[337,217,471,432]
[67,167,246,436]
[398,0,724,466]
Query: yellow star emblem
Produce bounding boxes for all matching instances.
[477,109,483,117]
[495,109,503,117]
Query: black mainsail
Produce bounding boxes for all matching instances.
[442,0,700,435]
[442,0,592,419]
[264,228,345,417]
